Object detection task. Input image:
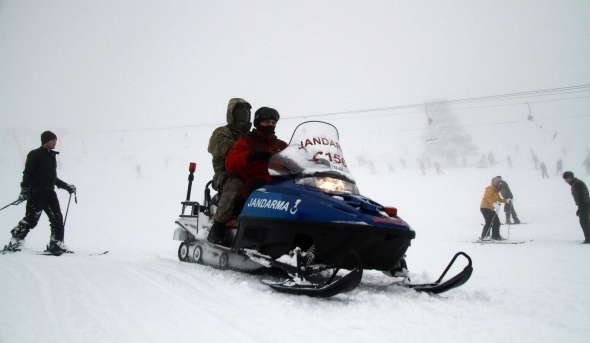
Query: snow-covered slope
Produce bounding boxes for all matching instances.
[1,129,590,342]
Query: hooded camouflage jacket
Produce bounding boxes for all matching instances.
[208,98,252,190]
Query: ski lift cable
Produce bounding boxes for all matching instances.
[340,114,590,136]
[286,94,590,124]
[288,84,590,120]
[66,84,590,134]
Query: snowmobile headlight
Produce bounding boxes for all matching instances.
[296,176,359,194]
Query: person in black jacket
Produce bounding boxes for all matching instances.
[563,171,590,243]
[3,131,76,253]
[496,176,521,224]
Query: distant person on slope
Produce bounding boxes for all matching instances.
[480,177,510,241]
[225,107,288,199]
[206,98,252,245]
[3,131,76,254]
[562,171,590,244]
[540,162,549,179]
[496,176,521,224]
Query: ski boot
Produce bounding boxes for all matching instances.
[47,240,73,254]
[2,237,23,253]
[207,220,226,245]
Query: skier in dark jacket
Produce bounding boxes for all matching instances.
[225,107,288,199]
[563,171,590,243]
[206,98,252,245]
[4,131,76,253]
[496,176,521,224]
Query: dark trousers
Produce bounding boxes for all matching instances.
[481,208,501,239]
[214,175,244,224]
[12,190,64,242]
[504,203,519,222]
[579,206,590,241]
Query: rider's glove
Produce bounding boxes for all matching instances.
[18,187,30,202]
[248,149,272,163]
[506,198,512,204]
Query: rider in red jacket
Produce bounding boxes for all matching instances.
[225,107,288,199]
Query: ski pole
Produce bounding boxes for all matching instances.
[507,199,513,240]
[63,193,72,228]
[0,199,21,212]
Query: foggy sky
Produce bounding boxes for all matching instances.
[1,1,589,153]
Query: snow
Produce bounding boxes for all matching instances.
[1,127,590,343]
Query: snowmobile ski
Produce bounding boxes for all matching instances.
[262,250,363,298]
[403,252,473,294]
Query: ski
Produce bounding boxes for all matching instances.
[37,251,65,256]
[481,223,528,225]
[37,251,109,256]
[464,239,529,244]
[89,250,109,256]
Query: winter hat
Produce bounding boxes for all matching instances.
[254,107,280,128]
[41,131,57,144]
[563,171,574,179]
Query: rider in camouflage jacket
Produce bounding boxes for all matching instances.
[206,98,252,244]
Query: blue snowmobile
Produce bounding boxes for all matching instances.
[173,121,472,297]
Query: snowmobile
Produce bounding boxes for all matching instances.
[173,121,472,297]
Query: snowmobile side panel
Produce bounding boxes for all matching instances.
[234,179,416,271]
[235,217,413,271]
[241,181,413,231]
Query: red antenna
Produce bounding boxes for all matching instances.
[186,162,196,201]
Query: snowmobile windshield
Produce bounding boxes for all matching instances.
[269,121,359,194]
